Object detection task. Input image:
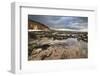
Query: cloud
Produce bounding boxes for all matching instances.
[28,15,88,31]
[66,23,88,30]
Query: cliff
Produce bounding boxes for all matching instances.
[28,19,50,31]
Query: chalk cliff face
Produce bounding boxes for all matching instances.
[28,19,50,31]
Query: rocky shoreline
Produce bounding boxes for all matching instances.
[28,37,88,60]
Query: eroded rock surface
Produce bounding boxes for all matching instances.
[28,38,88,60]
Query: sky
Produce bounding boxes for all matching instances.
[28,15,88,31]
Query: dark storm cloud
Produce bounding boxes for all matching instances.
[28,15,88,31]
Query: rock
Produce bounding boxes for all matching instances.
[29,38,87,60]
